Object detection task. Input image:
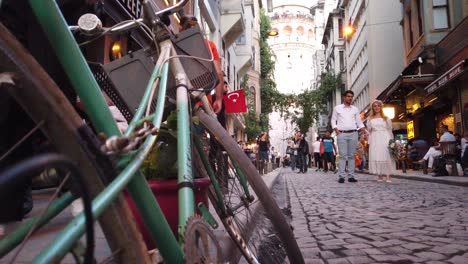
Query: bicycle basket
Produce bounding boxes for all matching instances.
[171,25,219,94]
[89,49,160,122]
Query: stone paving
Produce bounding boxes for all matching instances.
[283,168,468,264]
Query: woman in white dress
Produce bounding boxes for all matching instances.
[366,100,395,182]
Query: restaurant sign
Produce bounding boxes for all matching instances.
[407,120,415,140]
[425,60,466,94]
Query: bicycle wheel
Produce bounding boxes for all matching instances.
[0,22,150,263]
[196,111,304,264]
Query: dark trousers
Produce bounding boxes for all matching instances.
[298,153,308,172]
[314,153,322,169]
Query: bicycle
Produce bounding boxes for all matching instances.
[0,0,305,263]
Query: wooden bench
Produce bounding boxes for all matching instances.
[439,141,459,176]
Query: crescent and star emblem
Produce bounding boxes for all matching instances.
[227,92,240,102]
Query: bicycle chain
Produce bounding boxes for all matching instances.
[100,123,159,154]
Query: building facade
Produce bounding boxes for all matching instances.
[378,0,468,143]
[340,0,404,114]
[322,0,347,126]
[196,0,264,141]
[266,0,319,155]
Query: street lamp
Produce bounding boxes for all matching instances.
[343,24,355,38]
[267,30,279,37]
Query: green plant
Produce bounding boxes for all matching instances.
[257,9,290,136]
[141,112,178,180]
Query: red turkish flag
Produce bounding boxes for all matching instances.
[223,89,247,113]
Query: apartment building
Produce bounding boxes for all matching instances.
[322,1,346,108]
[196,0,265,140]
[377,0,468,142]
[340,0,404,114]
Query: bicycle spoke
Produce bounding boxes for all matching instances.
[0,120,44,163]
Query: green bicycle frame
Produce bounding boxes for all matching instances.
[28,0,192,262]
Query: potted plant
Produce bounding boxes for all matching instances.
[124,113,211,249]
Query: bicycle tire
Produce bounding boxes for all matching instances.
[0,22,150,263]
[196,111,304,264]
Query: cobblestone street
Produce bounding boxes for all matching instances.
[283,168,468,264]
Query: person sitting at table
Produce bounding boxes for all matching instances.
[417,125,455,172]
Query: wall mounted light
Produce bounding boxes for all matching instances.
[383,107,395,119]
[267,30,279,37]
[111,41,122,60]
[343,25,355,37]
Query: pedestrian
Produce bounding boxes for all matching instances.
[312,137,323,171]
[322,131,337,173]
[283,154,290,167]
[331,90,366,183]
[297,134,309,173]
[288,133,300,171]
[271,146,276,163]
[356,136,366,172]
[257,132,270,163]
[294,133,302,170]
[461,131,468,162]
[275,151,281,168]
[366,100,395,182]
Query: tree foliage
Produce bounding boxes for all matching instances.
[293,72,342,133]
[239,8,285,142]
[259,9,281,117]
[251,10,342,137]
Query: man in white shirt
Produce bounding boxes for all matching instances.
[418,125,456,170]
[331,90,367,183]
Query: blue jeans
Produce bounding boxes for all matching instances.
[358,155,366,170]
[290,154,297,170]
[298,152,308,172]
[337,131,358,178]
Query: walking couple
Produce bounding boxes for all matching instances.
[331,90,394,183]
[289,132,309,173]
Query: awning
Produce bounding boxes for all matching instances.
[377,74,436,101]
[425,59,467,95]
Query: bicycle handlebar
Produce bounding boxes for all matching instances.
[72,0,189,36]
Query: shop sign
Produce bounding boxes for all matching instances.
[425,60,466,94]
[407,120,415,139]
[118,0,143,18]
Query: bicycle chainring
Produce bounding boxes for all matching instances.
[183,215,222,264]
